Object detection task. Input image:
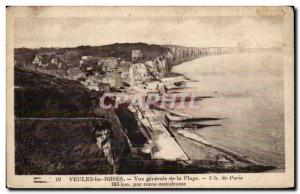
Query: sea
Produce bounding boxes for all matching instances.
[172,50,285,168]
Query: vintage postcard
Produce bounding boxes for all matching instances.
[6,6,294,189]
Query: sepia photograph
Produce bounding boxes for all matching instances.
[6,6,294,188]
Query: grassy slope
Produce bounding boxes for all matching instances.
[15,119,113,175]
[14,67,129,174]
[15,67,99,118]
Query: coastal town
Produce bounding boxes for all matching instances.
[8,6,292,189]
[14,44,280,174]
[15,46,272,92]
[15,49,172,92]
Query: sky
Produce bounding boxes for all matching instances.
[14,16,284,48]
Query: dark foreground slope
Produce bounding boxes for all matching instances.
[15,66,100,118]
[15,119,113,174]
[14,67,129,174]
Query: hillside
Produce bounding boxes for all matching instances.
[15,68,101,117]
[15,67,100,118]
[14,67,130,174]
[15,43,170,64]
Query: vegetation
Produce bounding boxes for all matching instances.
[14,67,129,174]
[15,119,113,174]
[15,67,99,118]
[14,43,170,65]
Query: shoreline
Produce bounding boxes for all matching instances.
[169,52,285,169]
[115,52,284,173]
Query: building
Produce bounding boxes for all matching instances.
[131,50,143,61]
[100,57,119,72]
[129,63,148,86]
[81,56,93,60]
[32,54,43,66]
[154,56,168,77]
[145,60,159,78]
[32,54,64,68]
[51,57,58,65]
[102,71,122,88]
[80,58,102,75]
[80,56,94,65]
[50,57,64,68]
[109,71,122,88]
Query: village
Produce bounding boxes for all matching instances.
[15,46,270,93]
[15,49,174,93]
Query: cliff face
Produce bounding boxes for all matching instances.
[163,45,203,66]
[146,45,203,77]
[159,45,266,74]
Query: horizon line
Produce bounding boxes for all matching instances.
[14,42,279,50]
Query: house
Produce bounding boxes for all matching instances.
[79,56,94,65]
[32,54,43,66]
[119,66,130,82]
[108,71,122,88]
[32,54,64,68]
[120,71,130,81]
[130,63,148,78]
[101,71,122,88]
[145,60,159,78]
[50,56,64,68]
[119,59,130,67]
[100,57,119,72]
[80,58,102,76]
[32,54,52,67]
[154,56,168,77]
[131,50,143,61]
[129,63,148,86]
[51,57,58,65]
[82,56,93,60]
